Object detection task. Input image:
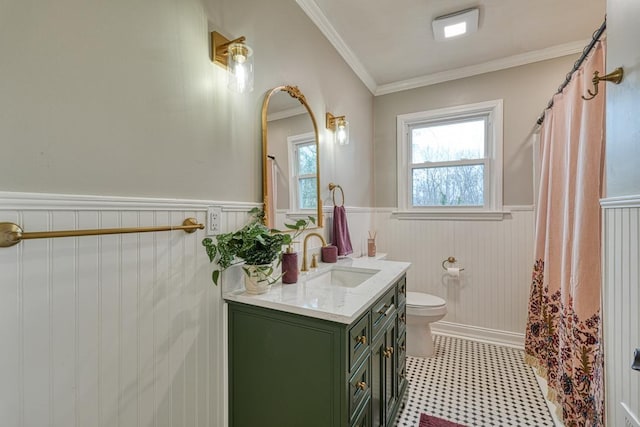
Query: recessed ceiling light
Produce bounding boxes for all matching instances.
[444,22,467,38]
[432,8,479,41]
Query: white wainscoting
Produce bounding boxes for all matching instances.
[374,207,535,347]
[602,202,640,427]
[0,192,256,427]
[0,193,537,426]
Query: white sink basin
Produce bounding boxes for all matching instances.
[305,266,380,288]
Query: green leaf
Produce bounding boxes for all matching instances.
[284,223,298,230]
[309,216,316,224]
[202,238,217,262]
[212,270,220,286]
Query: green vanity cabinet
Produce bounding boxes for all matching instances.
[227,273,407,427]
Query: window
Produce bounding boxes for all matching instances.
[288,132,317,211]
[397,100,503,218]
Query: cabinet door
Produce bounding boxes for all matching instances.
[371,336,384,427]
[371,317,398,427]
[228,303,344,427]
[383,321,398,425]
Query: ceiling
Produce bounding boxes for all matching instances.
[296,0,606,95]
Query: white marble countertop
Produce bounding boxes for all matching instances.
[222,257,411,324]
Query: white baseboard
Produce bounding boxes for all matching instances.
[431,321,525,349]
[533,371,565,426]
[622,402,640,427]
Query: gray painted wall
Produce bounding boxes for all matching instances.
[372,56,578,207]
[0,0,374,207]
[606,0,640,197]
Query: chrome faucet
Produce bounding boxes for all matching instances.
[301,232,327,272]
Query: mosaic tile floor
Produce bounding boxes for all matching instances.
[396,335,555,427]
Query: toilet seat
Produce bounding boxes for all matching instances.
[407,291,446,308]
[406,291,447,317]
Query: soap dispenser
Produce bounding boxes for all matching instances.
[282,245,298,284]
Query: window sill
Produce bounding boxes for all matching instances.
[391,210,510,221]
[282,211,317,220]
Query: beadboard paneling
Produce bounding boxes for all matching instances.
[603,205,640,427]
[0,193,254,427]
[374,208,534,345]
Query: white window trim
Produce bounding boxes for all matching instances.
[396,99,504,220]
[287,132,316,214]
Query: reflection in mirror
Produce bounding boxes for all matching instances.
[262,86,322,229]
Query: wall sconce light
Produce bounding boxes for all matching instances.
[326,112,349,145]
[211,31,254,93]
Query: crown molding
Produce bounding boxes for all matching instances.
[297,1,589,96]
[375,39,588,95]
[295,0,377,94]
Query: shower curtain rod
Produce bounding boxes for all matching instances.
[536,19,606,126]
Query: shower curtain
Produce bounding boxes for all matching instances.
[525,41,605,426]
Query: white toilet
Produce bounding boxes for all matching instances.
[406,292,447,357]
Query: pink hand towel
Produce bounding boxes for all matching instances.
[332,205,353,256]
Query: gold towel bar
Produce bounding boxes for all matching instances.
[0,218,204,248]
[328,182,345,207]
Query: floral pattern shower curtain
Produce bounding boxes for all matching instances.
[525,40,605,426]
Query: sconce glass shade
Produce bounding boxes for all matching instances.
[227,42,254,93]
[335,117,349,145]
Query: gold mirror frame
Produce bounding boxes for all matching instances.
[262,85,323,228]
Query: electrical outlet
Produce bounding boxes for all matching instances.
[206,206,222,235]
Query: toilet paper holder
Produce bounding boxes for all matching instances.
[441,256,464,271]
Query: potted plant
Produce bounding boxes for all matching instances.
[201,208,315,294]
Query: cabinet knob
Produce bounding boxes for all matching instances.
[356,381,367,391]
[384,346,394,358]
[355,335,367,345]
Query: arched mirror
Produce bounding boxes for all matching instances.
[262,85,322,229]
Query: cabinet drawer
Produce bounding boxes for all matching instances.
[397,275,407,306]
[372,287,397,339]
[396,332,406,364]
[349,356,371,421]
[350,396,371,427]
[349,312,370,372]
[397,303,406,335]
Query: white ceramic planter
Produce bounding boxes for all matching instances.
[243,264,273,294]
